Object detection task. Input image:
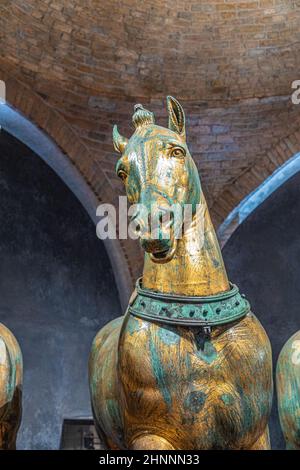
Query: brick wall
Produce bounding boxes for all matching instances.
[1,0,299,287]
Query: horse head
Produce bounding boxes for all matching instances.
[114,96,201,263]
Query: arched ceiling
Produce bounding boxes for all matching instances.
[1,0,300,289]
[1,0,299,100]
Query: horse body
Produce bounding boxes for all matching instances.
[90,313,272,450]
[276,330,300,449]
[0,323,22,449]
[89,97,273,449]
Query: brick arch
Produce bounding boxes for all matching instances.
[213,126,300,246]
[0,72,141,307]
[1,0,300,273]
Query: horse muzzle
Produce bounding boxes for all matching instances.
[131,204,180,263]
[139,228,178,264]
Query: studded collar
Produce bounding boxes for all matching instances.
[128,277,250,327]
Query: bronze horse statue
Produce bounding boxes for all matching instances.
[89,96,273,450]
[276,330,300,449]
[0,323,22,449]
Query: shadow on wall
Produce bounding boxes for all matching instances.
[0,131,121,449]
[223,170,300,450]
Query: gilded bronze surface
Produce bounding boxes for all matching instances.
[276,330,300,449]
[89,97,273,449]
[0,323,22,449]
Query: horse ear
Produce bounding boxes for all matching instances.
[113,125,128,154]
[167,96,186,138]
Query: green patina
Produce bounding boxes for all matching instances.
[90,375,97,396]
[149,336,172,408]
[212,258,220,268]
[237,384,256,432]
[184,390,207,413]
[157,326,180,345]
[196,340,217,364]
[107,398,121,424]
[106,398,123,438]
[221,393,235,406]
[259,388,273,418]
[4,347,17,401]
[126,316,141,336]
[276,332,300,449]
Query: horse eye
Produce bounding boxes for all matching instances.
[117,170,128,181]
[171,147,185,158]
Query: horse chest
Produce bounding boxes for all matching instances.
[119,314,272,448]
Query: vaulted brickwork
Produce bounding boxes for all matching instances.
[1,0,300,293]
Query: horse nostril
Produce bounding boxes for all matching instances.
[135,224,141,233]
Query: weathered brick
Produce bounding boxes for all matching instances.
[0,0,299,266]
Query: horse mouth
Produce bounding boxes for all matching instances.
[149,238,177,264]
[139,217,178,264]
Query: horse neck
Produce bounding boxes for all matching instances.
[142,194,230,296]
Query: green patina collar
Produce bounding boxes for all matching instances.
[128,278,250,327]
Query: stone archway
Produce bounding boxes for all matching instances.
[218,151,300,246]
[0,74,139,308]
[215,127,300,246]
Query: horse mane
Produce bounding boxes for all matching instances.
[132,104,155,129]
